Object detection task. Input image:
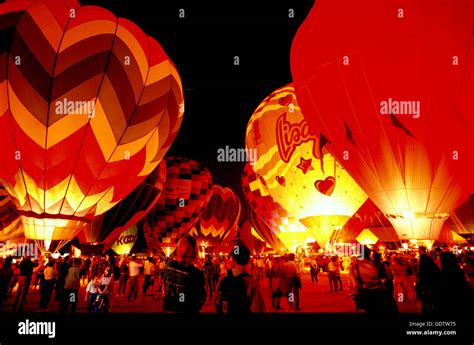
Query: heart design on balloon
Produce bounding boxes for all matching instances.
[276,176,286,186]
[314,176,336,196]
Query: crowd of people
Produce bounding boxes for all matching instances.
[347,246,474,314]
[0,239,473,315]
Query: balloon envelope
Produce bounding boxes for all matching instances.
[77,160,167,248]
[144,157,213,256]
[0,0,184,251]
[245,84,367,247]
[242,163,316,252]
[191,184,241,251]
[291,0,473,240]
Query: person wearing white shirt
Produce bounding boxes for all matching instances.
[127,257,143,301]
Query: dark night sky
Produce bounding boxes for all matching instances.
[82,0,315,221]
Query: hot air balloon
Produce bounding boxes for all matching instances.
[249,210,286,252]
[144,157,213,256]
[242,163,313,252]
[335,199,400,246]
[76,160,166,251]
[0,0,184,252]
[190,184,241,253]
[291,0,473,241]
[238,220,268,255]
[0,185,24,243]
[110,225,139,256]
[444,195,474,238]
[245,85,367,248]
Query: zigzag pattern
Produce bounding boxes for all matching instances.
[192,184,240,248]
[0,0,183,239]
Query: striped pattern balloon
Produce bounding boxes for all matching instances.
[77,160,167,248]
[191,184,241,251]
[0,0,184,249]
[249,209,286,252]
[144,157,213,256]
[0,185,24,242]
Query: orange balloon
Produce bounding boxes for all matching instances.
[0,0,184,251]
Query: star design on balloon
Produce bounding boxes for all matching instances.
[296,157,313,174]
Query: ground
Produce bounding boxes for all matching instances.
[3,270,420,313]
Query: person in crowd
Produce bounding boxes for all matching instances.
[83,256,92,284]
[203,255,215,299]
[215,243,265,314]
[162,235,206,313]
[85,275,100,313]
[328,256,339,293]
[11,255,35,312]
[392,256,410,302]
[61,258,81,313]
[55,257,69,302]
[212,257,220,288]
[117,257,129,297]
[0,257,14,311]
[438,251,473,314]
[38,260,56,311]
[79,259,88,286]
[33,259,45,290]
[309,256,318,283]
[256,255,265,280]
[127,256,143,301]
[265,256,273,288]
[156,256,167,294]
[347,255,358,291]
[142,257,155,296]
[433,247,443,270]
[335,256,343,291]
[97,266,114,313]
[349,247,398,314]
[271,256,284,310]
[7,261,21,300]
[284,253,302,310]
[382,260,395,299]
[416,248,441,314]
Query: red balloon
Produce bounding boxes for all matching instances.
[144,157,213,256]
[291,0,474,240]
[249,209,286,252]
[191,185,241,251]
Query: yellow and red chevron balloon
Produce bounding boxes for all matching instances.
[242,163,314,252]
[0,185,24,243]
[77,160,167,249]
[191,184,241,251]
[144,157,213,256]
[245,84,367,248]
[0,0,184,250]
